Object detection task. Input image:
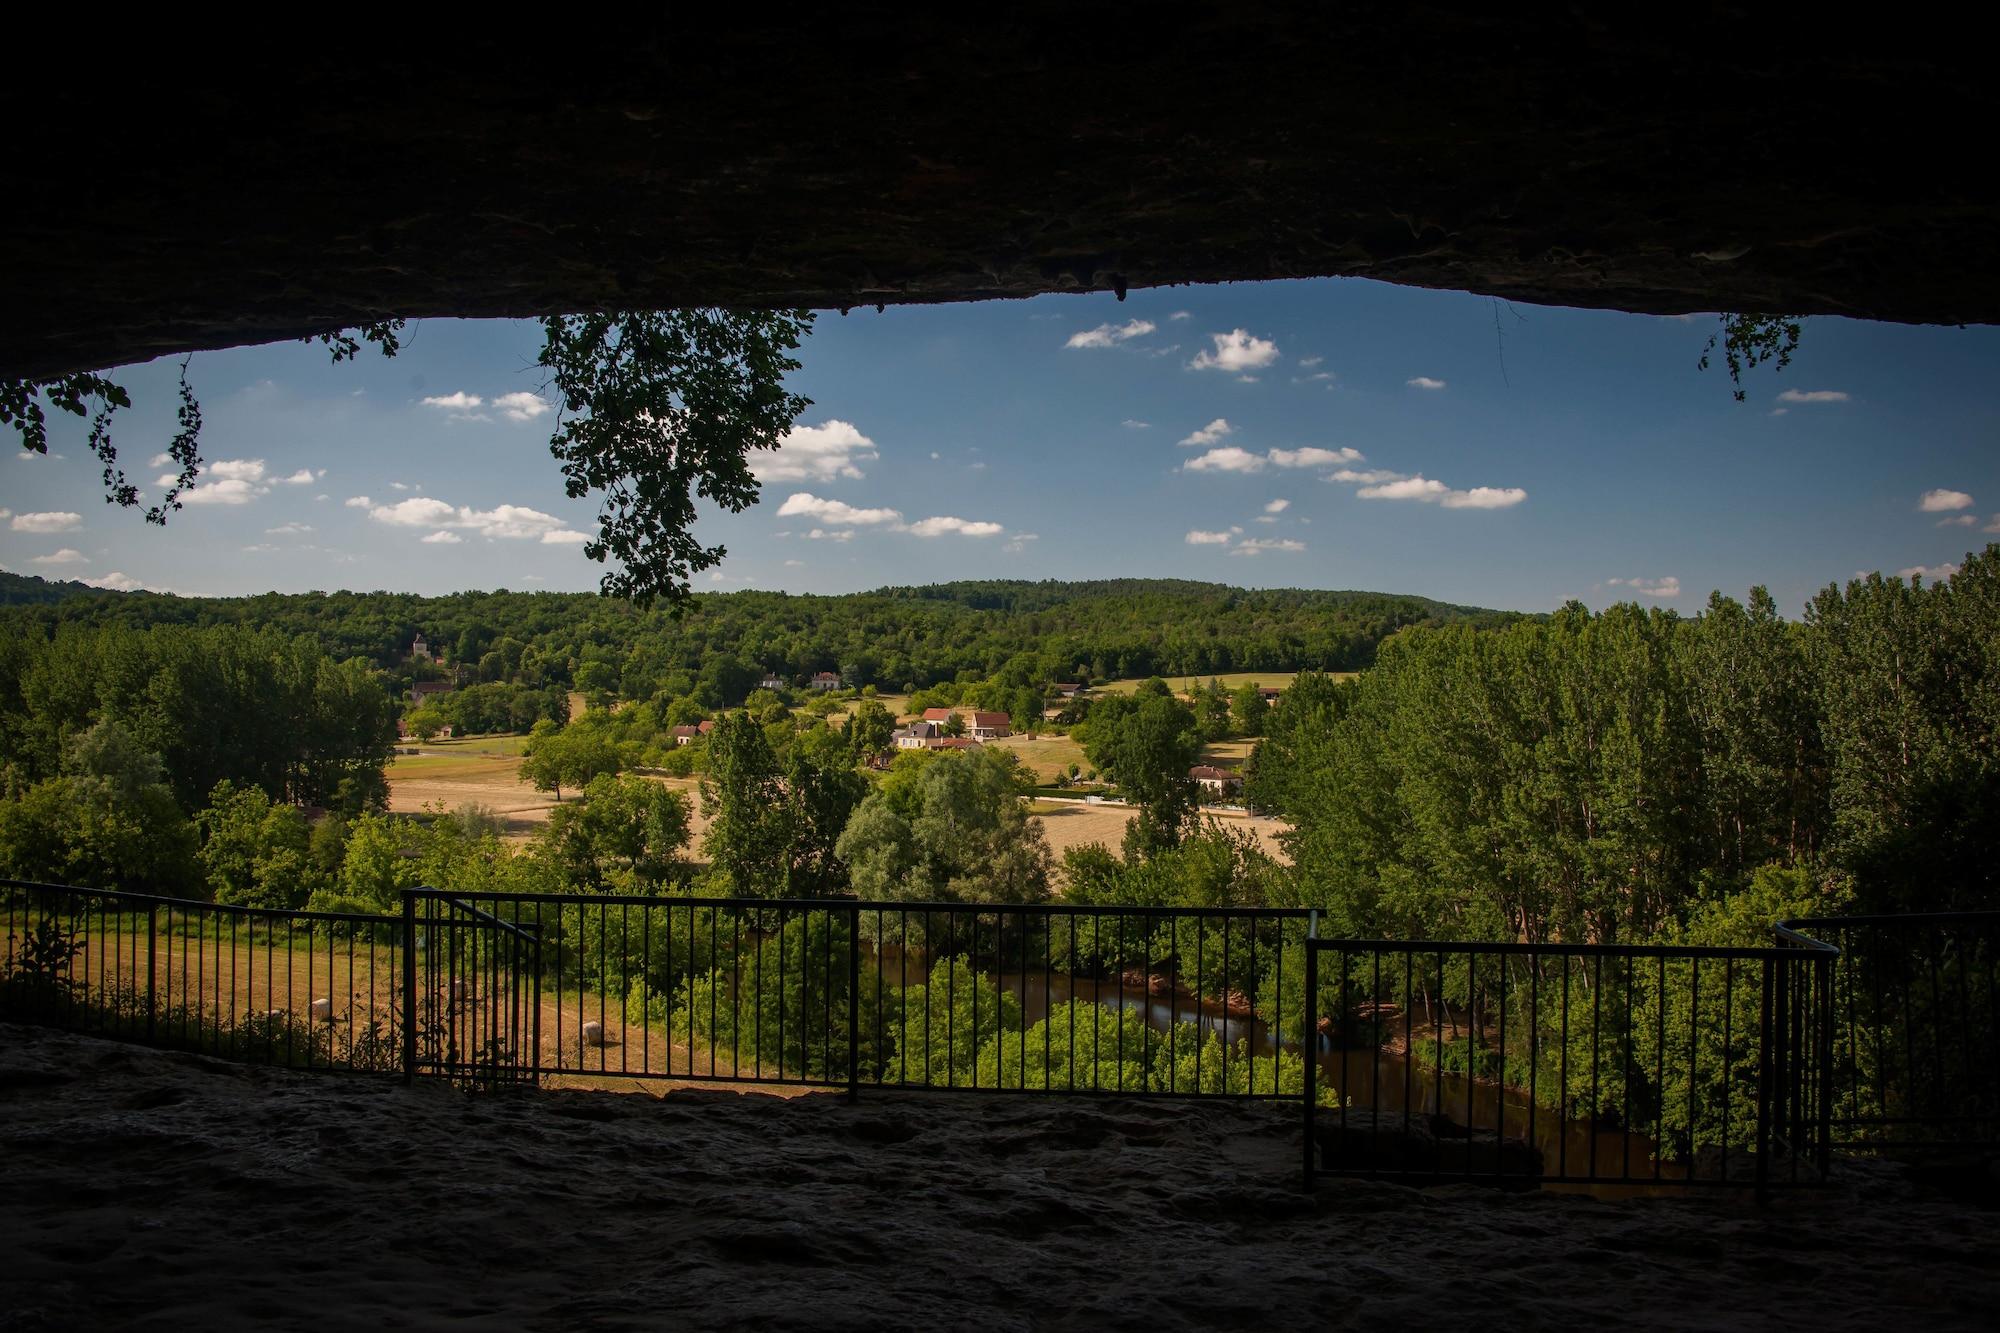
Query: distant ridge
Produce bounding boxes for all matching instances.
[0,570,120,606]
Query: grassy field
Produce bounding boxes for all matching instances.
[986,732,1091,782]
[419,733,533,757]
[1029,800,1292,870]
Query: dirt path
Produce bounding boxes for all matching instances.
[5,1023,1998,1330]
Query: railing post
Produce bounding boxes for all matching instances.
[144,902,158,1044]
[1303,911,1319,1190]
[1755,955,1773,1203]
[401,890,418,1084]
[847,902,861,1103]
[1815,950,1836,1179]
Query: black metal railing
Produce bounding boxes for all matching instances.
[1784,912,2000,1150]
[1302,929,1839,1191]
[402,888,1314,1098]
[1,878,404,1073]
[15,875,1994,1197]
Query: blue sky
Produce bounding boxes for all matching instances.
[4,277,1995,615]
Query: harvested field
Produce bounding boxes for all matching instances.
[1030,800,1291,865]
[6,1022,1997,1331]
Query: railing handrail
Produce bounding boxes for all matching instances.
[1312,933,1831,961]
[1782,911,2000,929]
[418,889,544,942]
[400,885,1313,919]
[0,877,399,927]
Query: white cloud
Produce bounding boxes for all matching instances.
[753,419,879,483]
[1986,515,2000,535]
[206,459,267,483]
[1441,486,1530,510]
[1776,389,1849,404]
[1607,576,1681,598]
[1121,419,1150,430]
[370,497,461,528]
[1938,514,1979,528]
[805,529,854,542]
[1178,418,1234,447]
[1899,563,1960,582]
[174,478,264,506]
[908,516,1004,538]
[493,391,551,422]
[1168,311,1191,321]
[1920,488,1975,512]
[366,496,586,543]
[265,523,314,536]
[10,512,82,534]
[31,548,87,566]
[540,529,591,545]
[344,496,372,509]
[0,509,8,519]
[390,481,411,491]
[147,453,173,468]
[1298,356,1323,368]
[84,572,145,592]
[1268,447,1363,469]
[421,531,463,545]
[421,391,484,412]
[1406,377,1447,391]
[1329,468,1404,485]
[276,468,323,485]
[1003,532,1039,553]
[1185,529,1234,545]
[784,559,805,568]
[1182,447,1266,474]
[1264,499,1290,514]
[1355,475,1527,509]
[1065,319,1156,349]
[777,493,903,526]
[1189,329,1280,373]
[1230,537,1306,556]
[1769,408,1790,417]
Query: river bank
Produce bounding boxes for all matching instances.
[4,1023,1997,1329]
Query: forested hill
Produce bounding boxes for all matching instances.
[0,575,1514,692]
[0,570,112,606]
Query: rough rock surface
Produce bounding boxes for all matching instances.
[4,9,1997,379]
[3,1023,1998,1330]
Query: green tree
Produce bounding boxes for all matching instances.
[540,773,693,891]
[196,779,316,909]
[1079,692,1201,853]
[701,711,791,894]
[1229,682,1266,738]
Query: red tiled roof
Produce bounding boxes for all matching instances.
[921,707,954,722]
[968,711,1009,728]
[1189,765,1240,781]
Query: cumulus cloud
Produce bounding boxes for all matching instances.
[365,496,590,544]
[908,516,1004,538]
[1987,515,2000,534]
[1406,377,1447,391]
[1776,389,1849,404]
[1264,499,1290,514]
[1182,447,1267,474]
[1189,328,1280,374]
[84,572,146,592]
[1003,532,1039,553]
[776,493,904,527]
[1065,319,1157,349]
[1230,537,1306,556]
[420,391,486,419]
[1608,576,1682,598]
[539,529,591,545]
[1441,486,1530,510]
[1329,468,1404,485]
[1121,419,1150,429]
[1938,514,1979,528]
[493,391,551,422]
[1900,563,1960,582]
[344,496,371,509]
[1185,529,1234,545]
[1298,356,1323,368]
[1268,447,1363,468]
[10,511,82,534]
[30,548,87,565]
[1354,475,1527,509]
[1168,311,1191,321]
[1178,418,1234,447]
[805,529,854,542]
[1920,488,1975,512]
[421,531,463,544]
[174,479,264,506]
[206,459,267,483]
[753,419,880,483]
[276,468,323,485]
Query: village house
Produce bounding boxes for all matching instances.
[669,720,716,746]
[1190,764,1245,796]
[758,671,786,692]
[810,671,842,691]
[1258,686,1284,706]
[409,680,452,706]
[1052,682,1085,699]
[893,721,941,749]
[409,631,432,662]
[919,707,1012,740]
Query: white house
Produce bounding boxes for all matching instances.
[810,671,843,691]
